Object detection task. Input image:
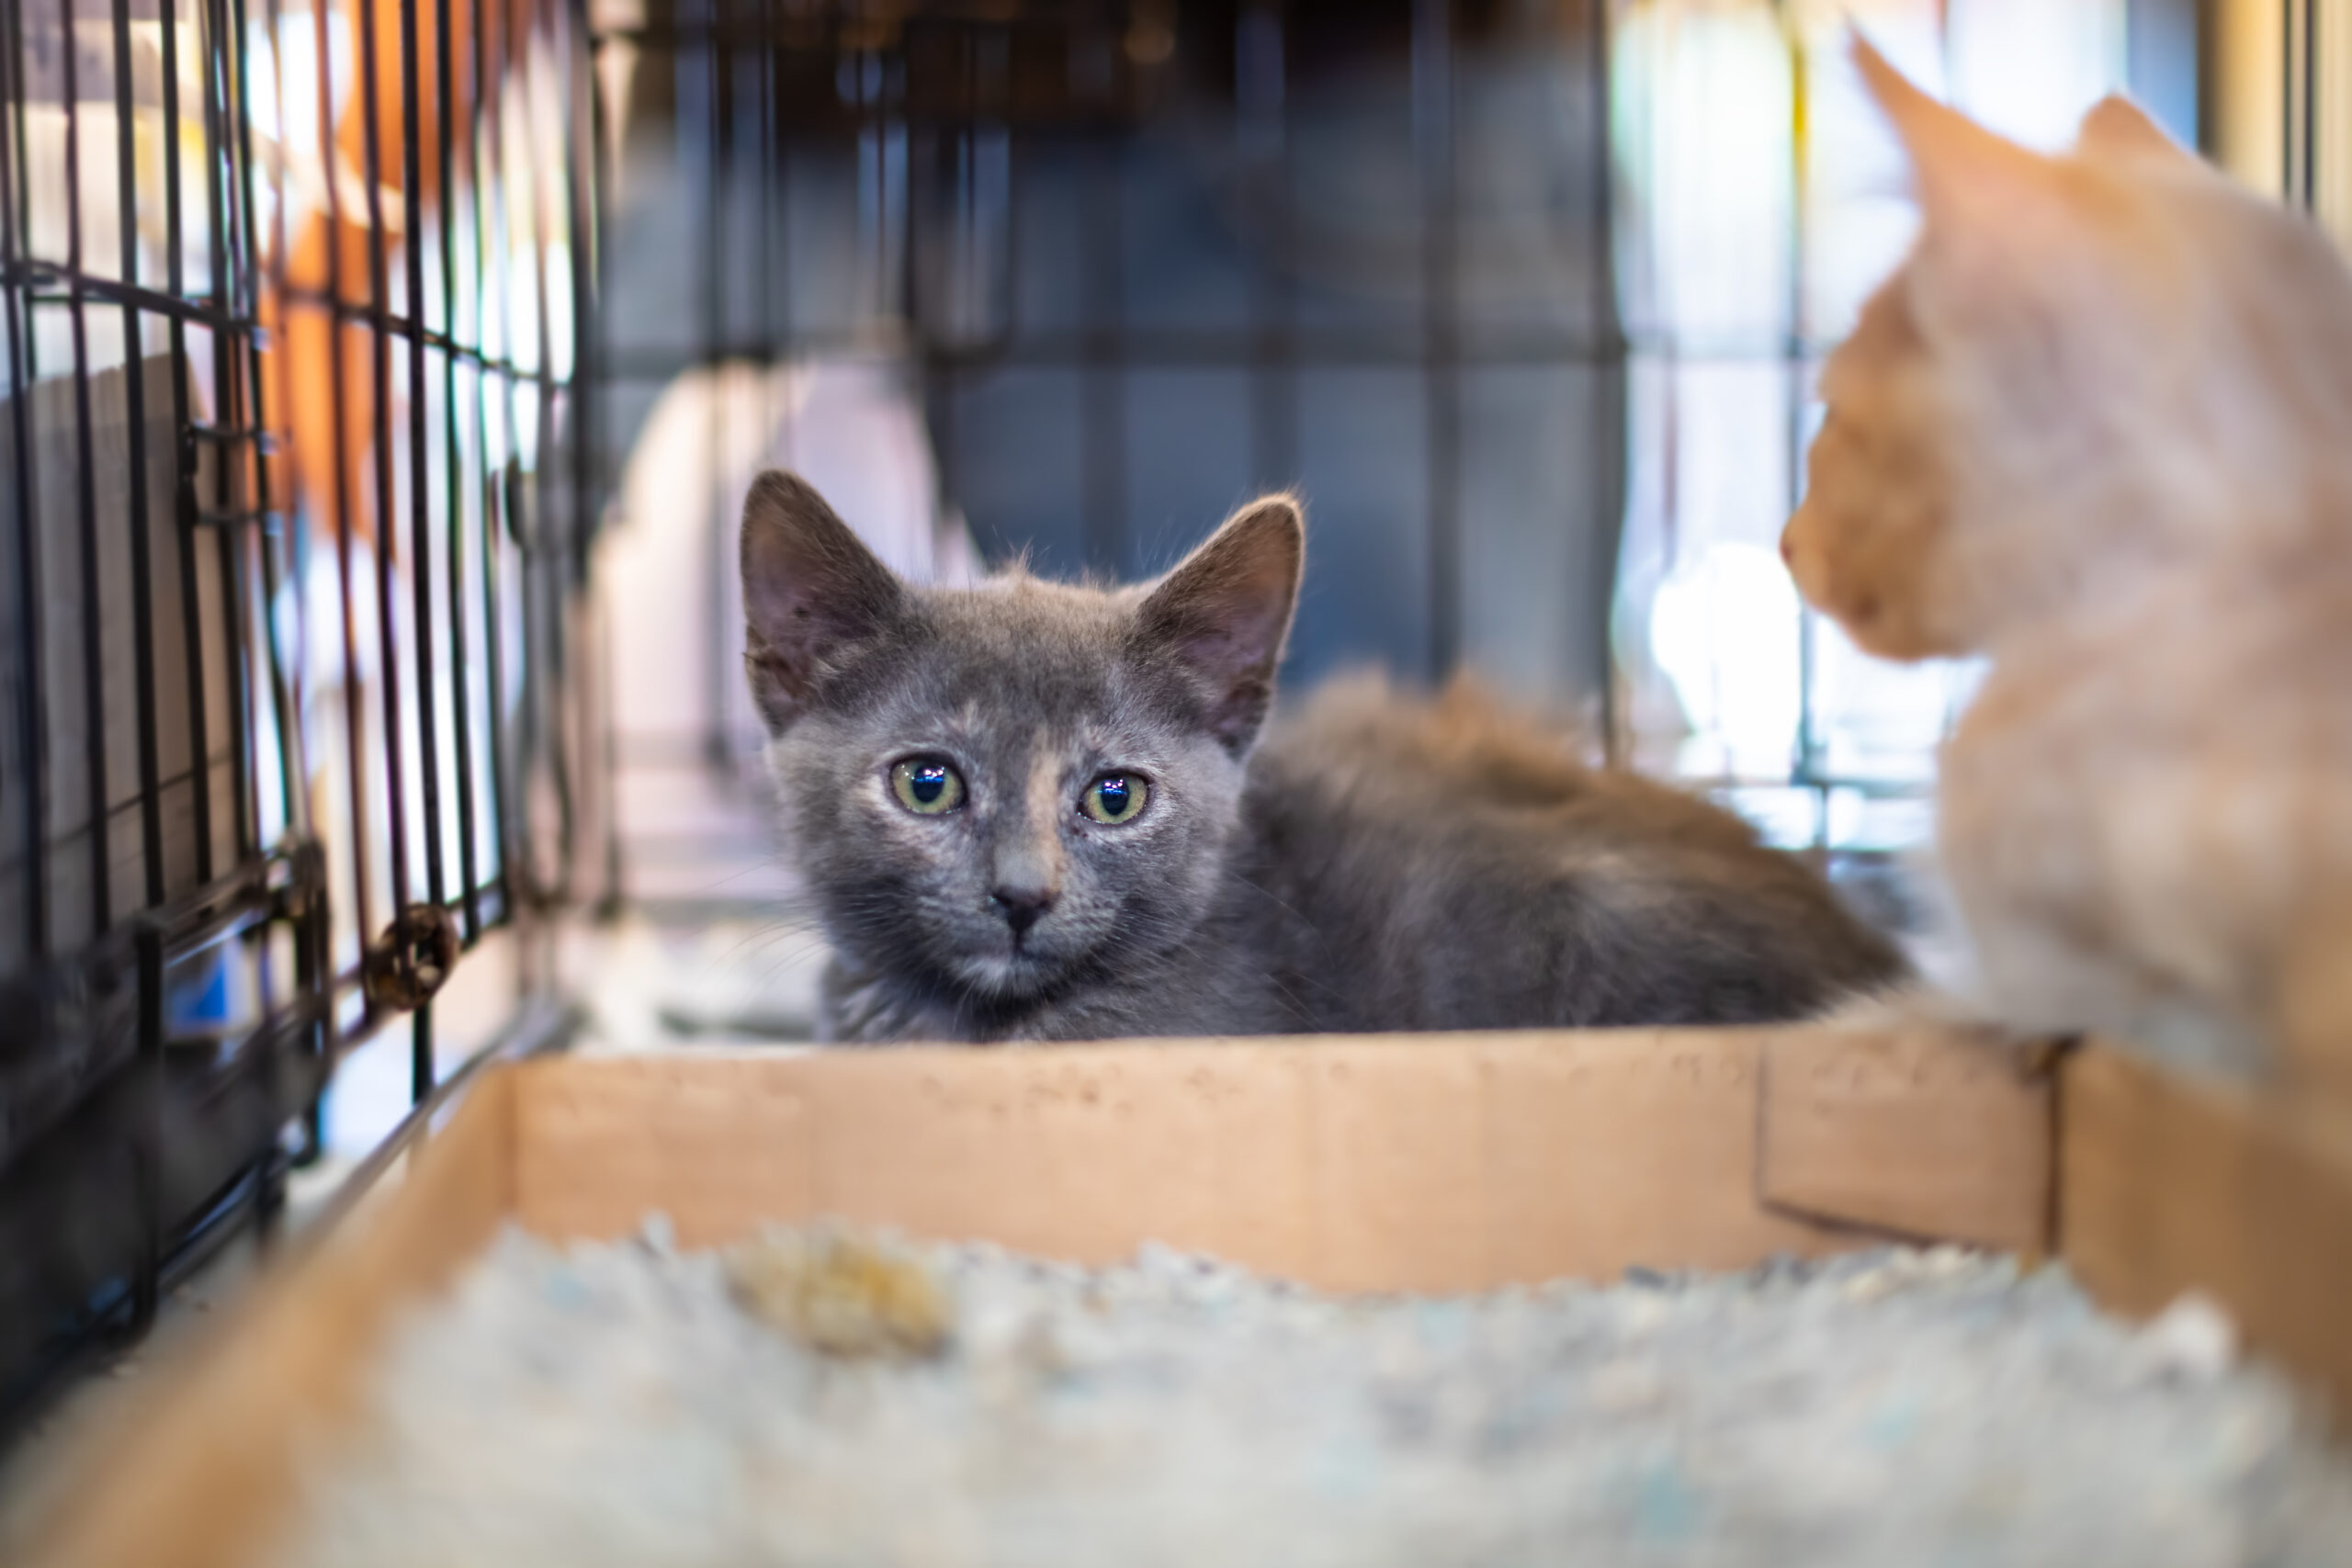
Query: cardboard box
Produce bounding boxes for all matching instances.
[18,1023,2352,1568]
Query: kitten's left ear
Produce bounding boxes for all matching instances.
[1851,32,2086,333]
[1851,32,2072,243]
[741,470,908,734]
[1136,495,1305,756]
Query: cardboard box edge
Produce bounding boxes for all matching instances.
[2058,1040,2352,1416]
[19,1066,521,1568]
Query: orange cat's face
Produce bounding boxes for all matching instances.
[1783,39,2352,660]
[1783,272,1959,660]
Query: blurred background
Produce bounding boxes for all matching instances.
[0,0,2342,1447]
[592,0,2201,1023]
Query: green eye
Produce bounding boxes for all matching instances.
[1080,773,1148,825]
[889,758,965,816]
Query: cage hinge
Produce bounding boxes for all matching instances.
[362,904,462,1013]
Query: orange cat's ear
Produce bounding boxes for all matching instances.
[1849,32,2056,229]
[2075,95,2195,165]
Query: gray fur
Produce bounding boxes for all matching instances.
[741,471,1908,1043]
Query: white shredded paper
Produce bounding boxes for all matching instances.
[275,1224,2352,1568]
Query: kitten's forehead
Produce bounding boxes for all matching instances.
[923,572,1136,646]
[875,574,1181,738]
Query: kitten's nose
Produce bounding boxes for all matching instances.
[989,886,1056,937]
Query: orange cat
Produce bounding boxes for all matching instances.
[1784,39,2352,1091]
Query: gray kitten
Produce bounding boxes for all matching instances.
[742,471,1907,1043]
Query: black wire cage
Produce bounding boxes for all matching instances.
[0,0,602,1433]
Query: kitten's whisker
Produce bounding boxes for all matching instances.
[745,931,831,968]
[1160,934,1307,1018]
[662,860,807,899]
[1220,869,1322,937]
[712,920,818,963]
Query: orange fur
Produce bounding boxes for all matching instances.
[1785,38,2352,1093]
[259,0,522,547]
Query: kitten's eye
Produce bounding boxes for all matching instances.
[889,758,965,816]
[1080,773,1148,826]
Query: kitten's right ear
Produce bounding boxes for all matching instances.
[1137,495,1305,757]
[740,470,906,733]
[2075,95,2196,167]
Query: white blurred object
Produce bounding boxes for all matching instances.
[616,355,978,583]
[768,358,983,585]
[1647,540,1801,781]
[1945,0,2126,152]
[2133,1292,2239,1384]
[603,356,981,763]
[571,911,830,1055]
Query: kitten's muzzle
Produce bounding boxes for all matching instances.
[988,886,1057,938]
